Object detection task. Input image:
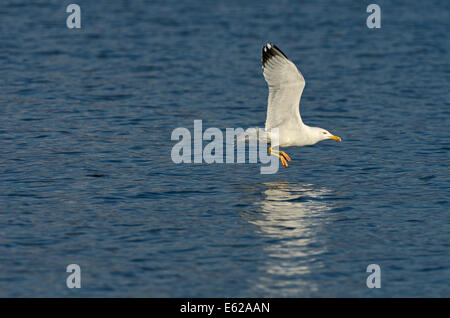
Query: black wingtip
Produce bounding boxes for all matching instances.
[261,43,289,67]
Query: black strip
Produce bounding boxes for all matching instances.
[0,298,445,316]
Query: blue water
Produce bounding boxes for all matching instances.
[0,0,449,297]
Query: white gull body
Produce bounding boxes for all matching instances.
[237,43,341,167]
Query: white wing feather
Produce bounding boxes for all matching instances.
[262,43,305,131]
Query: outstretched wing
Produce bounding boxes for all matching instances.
[262,43,305,131]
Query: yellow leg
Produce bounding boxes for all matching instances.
[278,150,291,162]
[269,147,290,167]
[269,147,291,162]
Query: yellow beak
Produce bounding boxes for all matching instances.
[329,135,342,142]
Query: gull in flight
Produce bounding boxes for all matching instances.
[258,43,341,167]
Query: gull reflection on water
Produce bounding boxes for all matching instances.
[245,181,333,296]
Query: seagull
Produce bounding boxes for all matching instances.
[260,43,341,167]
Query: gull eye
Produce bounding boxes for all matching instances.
[322,132,327,134]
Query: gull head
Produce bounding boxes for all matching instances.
[311,127,341,143]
